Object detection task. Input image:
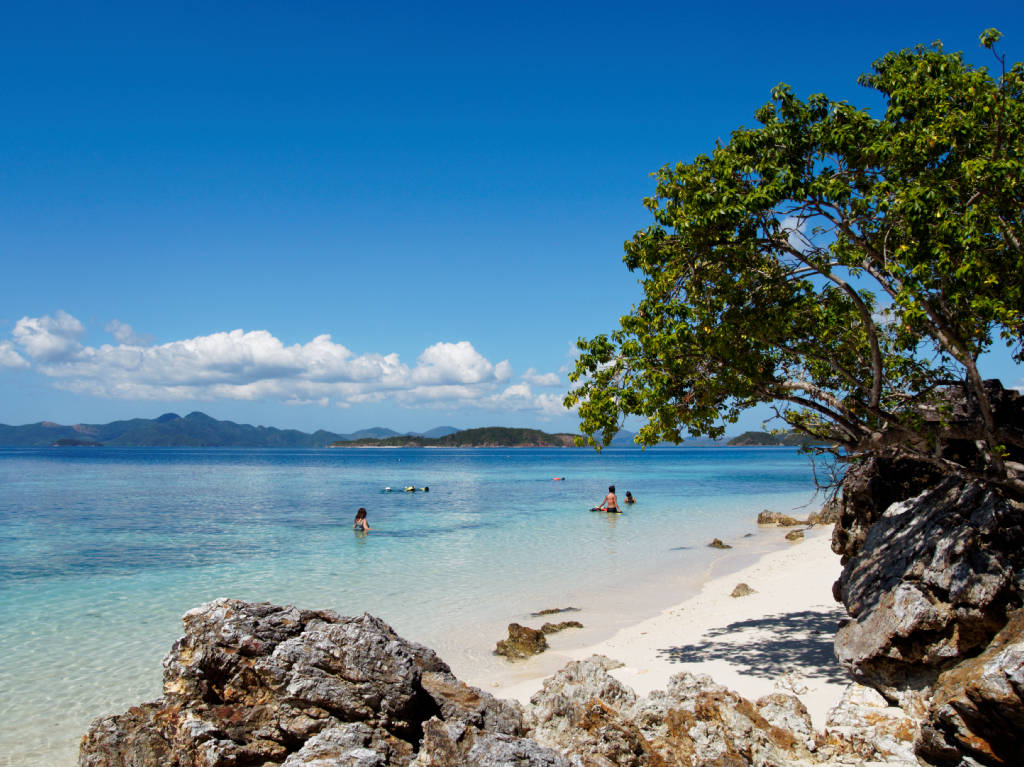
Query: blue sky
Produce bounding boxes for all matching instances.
[1,1,1021,436]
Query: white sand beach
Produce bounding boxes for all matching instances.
[490,527,848,730]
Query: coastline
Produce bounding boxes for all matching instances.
[473,526,847,730]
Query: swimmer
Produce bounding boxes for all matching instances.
[624,491,636,504]
[353,507,370,532]
[596,485,619,513]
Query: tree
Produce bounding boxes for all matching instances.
[566,31,1024,493]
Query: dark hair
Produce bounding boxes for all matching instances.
[626,491,633,496]
[609,485,615,492]
[354,508,367,520]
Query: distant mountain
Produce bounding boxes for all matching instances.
[0,412,466,448]
[419,425,460,439]
[726,430,831,447]
[332,426,577,448]
[609,429,723,447]
[727,430,781,446]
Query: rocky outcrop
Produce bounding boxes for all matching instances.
[807,499,840,526]
[757,510,806,526]
[829,443,1024,765]
[832,477,1024,711]
[540,620,583,634]
[526,656,820,766]
[916,608,1024,766]
[80,599,525,767]
[708,538,732,549]
[785,529,805,542]
[494,623,548,659]
[820,683,919,764]
[731,583,756,598]
[831,456,944,564]
[82,599,925,767]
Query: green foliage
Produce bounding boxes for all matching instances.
[567,33,1024,490]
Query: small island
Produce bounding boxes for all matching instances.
[330,426,577,448]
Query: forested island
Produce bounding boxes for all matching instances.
[330,426,577,448]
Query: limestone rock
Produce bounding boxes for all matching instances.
[419,671,525,737]
[830,456,943,563]
[531,607,580,617]
[708,538,732,549]
[731,583,757,598]
[785,529,805,542]
[410,718,570,767]
[832,477,1024,706]
[80,599,520,767]
[916,608,1024,766]
[495,623,548,659]
[528,658,818,767]
[820,683,919,765]
[758,510,806,526]
[541,620,583,634]
[806,499,840,526]
[754,692,817,752]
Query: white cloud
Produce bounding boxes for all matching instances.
[522,367,560,387]
[412,341,507,385]
[779,215,809,252]
[0,341,29,369]
[6,312,561,415]
[12,310,84,361]
[105,319,154,346]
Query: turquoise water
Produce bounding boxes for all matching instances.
[0,446,822,765]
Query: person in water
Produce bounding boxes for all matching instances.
[353,507,370,532]
[624,491,636,504]
[598,485,619,513]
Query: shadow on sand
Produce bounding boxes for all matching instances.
[656,606,850,685]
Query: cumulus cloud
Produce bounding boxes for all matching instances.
[4,311,563,415]
[12,310,84,361]
[522,367,560,387]
[0,341,29,369]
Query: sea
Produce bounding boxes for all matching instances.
[0,445,827,766]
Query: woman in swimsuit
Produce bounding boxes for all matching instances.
[353,507,371,532]
[599,485,619,513]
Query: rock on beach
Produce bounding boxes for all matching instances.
[80,598,926,767]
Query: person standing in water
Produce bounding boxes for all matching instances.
[353,507,371,532]
[598,485,619,513]
[624,491,636,504]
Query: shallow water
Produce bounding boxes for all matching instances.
[0,446,823,765]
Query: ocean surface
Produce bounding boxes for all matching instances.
[0,446,825,766]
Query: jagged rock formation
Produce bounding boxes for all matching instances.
[807,499,840,527]
[81,599,919,767]
[916,608,1024,766]
[757,510,806,526]
[495,623,548,659]
[540,621,583,634]
[80,599,530,767]
[832,457,1024,765]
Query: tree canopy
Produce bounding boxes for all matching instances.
[566,31,1024,492]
